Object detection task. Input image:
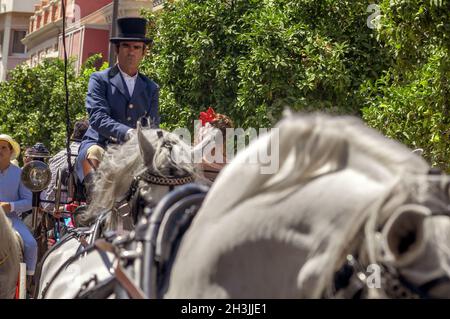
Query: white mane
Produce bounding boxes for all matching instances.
[0,206,21,298]
[0,207,18,261]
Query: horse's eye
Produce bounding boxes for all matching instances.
[428,168,442,175]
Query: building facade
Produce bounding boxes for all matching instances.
[0,0,40,81]
[23,0,157,73]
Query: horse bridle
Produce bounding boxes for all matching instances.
[135,130,194,187]
[333,254,450,299]
[140,171,194,187]
[333,208,450,299]
[112,130,195,225]
[334,169,450,299]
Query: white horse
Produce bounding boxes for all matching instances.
[0,207,21,299]
[164,112,450,298]
[36,125,203,298]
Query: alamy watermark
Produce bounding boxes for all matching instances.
[365,264,382,289]
[367,1,445,29]
[367,4,382,30]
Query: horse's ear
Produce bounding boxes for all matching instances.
[382,204,430,267]
[137,120,155,167]
[282,107,294,118]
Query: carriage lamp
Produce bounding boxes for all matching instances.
[21,160,52,192]
[21,142,52,192]
[21,142,53,230]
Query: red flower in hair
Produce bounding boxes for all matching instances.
[199,107,216,126]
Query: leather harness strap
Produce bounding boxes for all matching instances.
[94,239,147,299]
[94,239,115,254]
[79,236,89,248]
[114,260,146,299]
[86,158,98,172]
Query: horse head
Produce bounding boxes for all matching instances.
[378,175,450,298]
[163,112,450,299]
[81,121,199,232]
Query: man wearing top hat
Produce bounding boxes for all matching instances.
[76,17,160,200]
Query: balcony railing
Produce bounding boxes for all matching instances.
[153,0,165,8]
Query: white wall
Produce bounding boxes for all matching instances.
[0,0,41,14]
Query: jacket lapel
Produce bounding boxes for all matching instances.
[109,65,130,100]
[131,74,146,101]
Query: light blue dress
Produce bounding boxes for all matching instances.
[0,164,37,275]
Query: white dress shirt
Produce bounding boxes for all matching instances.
[117,64,138,97]
[117,64,138,139]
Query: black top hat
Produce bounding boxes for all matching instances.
[110,17,152,44]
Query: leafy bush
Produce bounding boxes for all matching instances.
[141,0,391,129]
[1,1,447,172]
[0,55,107,163]
[362,0,449,172]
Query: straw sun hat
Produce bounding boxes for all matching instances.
[0,134,21,160]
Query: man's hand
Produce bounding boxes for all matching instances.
[0,202,11,214]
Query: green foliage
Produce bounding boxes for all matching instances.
[363,0,450,172]
[377,0,450,69]
[140,0,449,171]
[141,0,391,129]
[1,1,447,172]
[362,48,449,171]
[0,55,107,163]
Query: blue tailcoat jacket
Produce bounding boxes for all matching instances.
[76,65,160,182]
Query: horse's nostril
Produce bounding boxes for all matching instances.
[398,231,417,255]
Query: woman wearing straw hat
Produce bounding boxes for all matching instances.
[0,134,36,279]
